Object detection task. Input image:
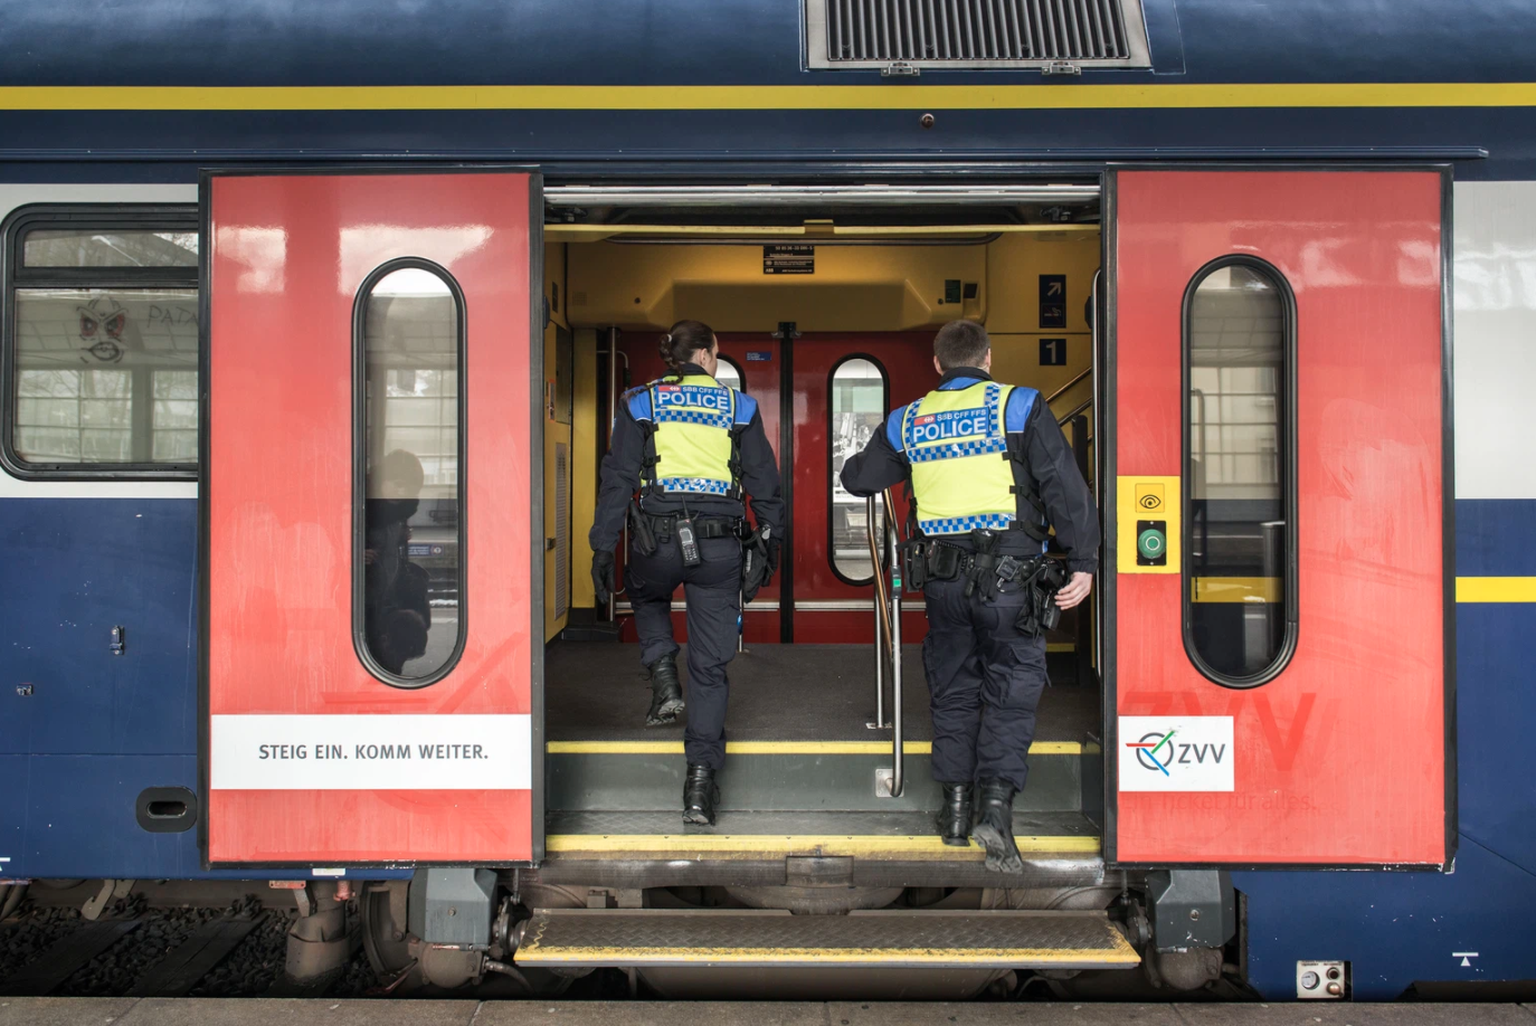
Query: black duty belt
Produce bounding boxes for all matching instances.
[900,531,1044,598]
[646,514,742,541]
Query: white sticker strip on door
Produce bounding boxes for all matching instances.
[1117,716,1235,792]
[210,714,531,790]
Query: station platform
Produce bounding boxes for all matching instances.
[2,998,1533,1026]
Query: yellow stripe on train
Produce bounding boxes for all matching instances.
[9,82,1536,111]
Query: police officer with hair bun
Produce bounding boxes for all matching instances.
[590,320,784,825]
[840,319,1099,873]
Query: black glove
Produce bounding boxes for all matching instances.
[741,528,775,604]
[591,550,616,606]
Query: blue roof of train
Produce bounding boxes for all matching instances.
[4,0,1534,88]
[4,0,1536,178]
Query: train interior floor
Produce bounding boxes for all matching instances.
[544,641,1098,743]
[543,642,1104,854]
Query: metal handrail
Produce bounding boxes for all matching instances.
[1044,365,1092,405]
[862,488,904,796]
[865,494,891,731]
[882,489,903,799]
[864,494,895,656]
[1057,396,1093,426]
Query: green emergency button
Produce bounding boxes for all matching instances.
[1137,526,1166,561]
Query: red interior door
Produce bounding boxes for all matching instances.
[615,332,781,644]
[204,171,541,865]
[1108,168,1449,866]
[790,334,933,644]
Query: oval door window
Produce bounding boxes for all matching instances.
[714,356,744,392]
[1184,258,1297,686]
[355,262,466,686]
[829,355,888,585]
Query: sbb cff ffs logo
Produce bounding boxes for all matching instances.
[1134,482,1167,566]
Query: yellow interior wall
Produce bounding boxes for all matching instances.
[543,242,572,641]
[570,327,600,611]
[558,229,1101,629]
[983,230,1098,422]
[568,239,993,332]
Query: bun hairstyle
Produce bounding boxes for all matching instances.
[659,319,716,380]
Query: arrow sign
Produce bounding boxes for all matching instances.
[1038,274,1067,328]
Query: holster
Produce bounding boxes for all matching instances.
[899,538,928,592]
[629,500,658,556]
[1016,558,1069,638]
[903,537,964,592]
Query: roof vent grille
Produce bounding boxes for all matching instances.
[808,0,1149,69]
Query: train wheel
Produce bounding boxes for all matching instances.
[359,882,414,986]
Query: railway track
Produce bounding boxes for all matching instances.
[0,889,376,1000]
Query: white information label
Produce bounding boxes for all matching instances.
[210,714,531,791]
[1118,715,1235,792]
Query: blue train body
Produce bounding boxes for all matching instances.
[3,0,1536,998]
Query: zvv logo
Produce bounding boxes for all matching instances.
[1126,730,1226,777]
[1118,717,1235,792]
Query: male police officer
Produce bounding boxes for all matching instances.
[840,320,1098,872]
[590,320,783,825]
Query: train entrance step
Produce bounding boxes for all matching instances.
[547,740,1100,815]
[513,908,1140,970]
[544,809,1100,862]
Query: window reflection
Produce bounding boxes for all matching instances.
[830,357,887,583]
[22,228,198,268]
[12,288,199,464]
[714,358,743,392]
[1186,262,1291,682]
[360,265,463,683]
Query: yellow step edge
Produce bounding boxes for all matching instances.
[547,740,1082,755]
[519,944,1139,966]
[545,833,1101,860]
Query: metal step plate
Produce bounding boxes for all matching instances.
[545,741,1094,815]
[544,809,1100,862]
[515,908,1139,970]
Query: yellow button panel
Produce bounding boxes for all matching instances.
[1117,476,1180,575]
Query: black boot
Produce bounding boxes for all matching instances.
[645,654,685,726]
[682,763,720,826]
[936,782,973,847]
[971,779,1024,873]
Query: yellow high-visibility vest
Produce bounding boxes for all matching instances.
[901,380,1021,535]
[627,374,752,496]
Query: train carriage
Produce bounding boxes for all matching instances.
[0,0,1532,1002]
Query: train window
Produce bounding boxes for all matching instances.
[355,261,467,687]
[22,228,198,269]
[714,356,744,392]
[3,206,199,478]
[829,355,888,585]
[1183,257,1297,687]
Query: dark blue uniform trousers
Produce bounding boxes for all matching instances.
[921,575,1048,791]
[627,534,742,770]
